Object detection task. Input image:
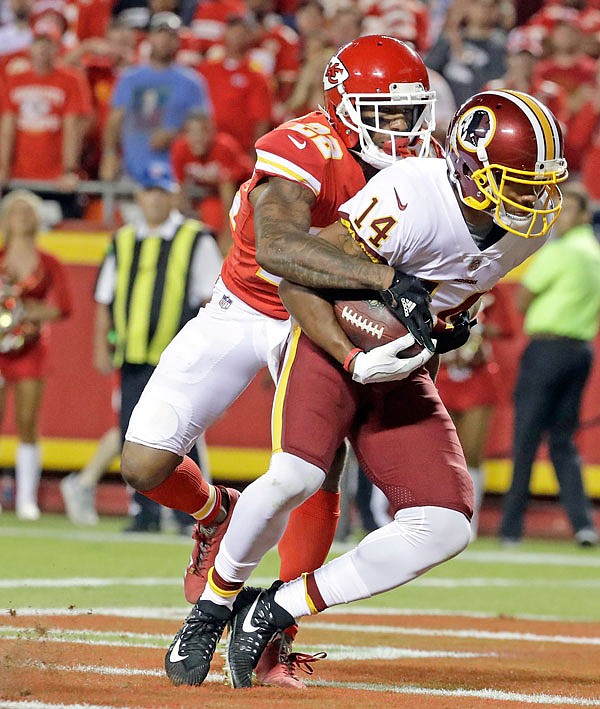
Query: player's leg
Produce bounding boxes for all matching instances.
[226,371,472,687]
[207,330,354,594]
[121,283,290,596]
[165,332,355,687]
[14,377,44,520]
[277,441,345,582]
[500,341,553,542]
[287,371,472,610]
[546,342,596,541]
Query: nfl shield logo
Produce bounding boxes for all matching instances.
[219,294,233,310]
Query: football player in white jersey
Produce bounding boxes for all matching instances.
[164,89,568,688]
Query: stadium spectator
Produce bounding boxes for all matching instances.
[243,0,301,114]
[0,22,93,219]
[0,189,72,520]
[436,287,519,540]
[63,18,137,180]
[500,183,600,548]
[361,0,431,53]
[0,0,35,57]
[284,19,333,118]
[326,5,364,51]
[99,11,211,185]
[484,46,568,127]
[93,164,222,532]
[189,0,248,55]
[197,14,273,157]
[73,0,113,42]
[170,111,252,255]
[568,62,600,199]
[425,0,508,106]
[531,20,596,119]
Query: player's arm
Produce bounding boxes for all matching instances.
[279,279,355,366]
[252,176,395,291]
[279,279,433,383]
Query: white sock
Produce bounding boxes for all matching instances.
[15,443,41,510]
[203,452,324,608]
[468,466,484,540]
[274,506,470,618]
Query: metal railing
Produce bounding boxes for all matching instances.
[6,177,140,226]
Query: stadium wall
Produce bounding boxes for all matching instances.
[0,230,598,498]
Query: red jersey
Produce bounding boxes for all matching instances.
[0,249,72,379]
[171,132,252,188]
[221,111,367,319]
[1,65,92,179]
[190,0,247,54]
[198,56,273,153]
[532,56,597,102]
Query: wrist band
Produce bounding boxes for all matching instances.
[343,347,363,372]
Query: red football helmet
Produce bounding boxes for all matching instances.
[446,90,568,238]
[323,35,436,168]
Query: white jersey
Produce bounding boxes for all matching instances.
[338,158,551,327]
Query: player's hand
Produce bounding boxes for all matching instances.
[434,312,475,354]
[351,334,435,384]
[379,269,435,353]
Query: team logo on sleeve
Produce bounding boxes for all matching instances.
[456,107,496,153]
[323,57,349,90]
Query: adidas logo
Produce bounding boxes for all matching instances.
[401,298,416,317]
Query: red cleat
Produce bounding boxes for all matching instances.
[255,631,326,689]
[183,486,240,604]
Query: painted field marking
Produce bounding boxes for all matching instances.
[5,661,600,707]
[3,526,600,568]
[2,575,600,589]
[1,622,599,647]
[0,626,494,660]
[4,605,599,624]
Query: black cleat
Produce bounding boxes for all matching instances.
[164,587,262,686]
[165,600,231,686]
[227,581,297,688]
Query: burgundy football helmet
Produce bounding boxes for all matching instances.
[446,90,568,238]
[323,35,436,168]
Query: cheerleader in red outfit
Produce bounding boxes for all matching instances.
[436,286,518,539]
[0,190,72,520]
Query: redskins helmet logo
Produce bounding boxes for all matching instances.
[323,57,350,90]
[457,107,496,153]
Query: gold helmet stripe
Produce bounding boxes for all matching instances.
[494,90,558,163]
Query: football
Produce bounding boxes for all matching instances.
[334,297,423,356]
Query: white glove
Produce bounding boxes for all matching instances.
[351,333,435,384]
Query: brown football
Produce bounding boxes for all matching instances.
[334,298,423,356]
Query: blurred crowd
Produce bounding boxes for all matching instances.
[0,0,600,235]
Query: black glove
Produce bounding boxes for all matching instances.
[434,311,475,354]
[380,269,435,353]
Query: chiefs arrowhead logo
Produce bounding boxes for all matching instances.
[323,57,349,90]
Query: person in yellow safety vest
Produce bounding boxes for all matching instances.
[93,163,223,532]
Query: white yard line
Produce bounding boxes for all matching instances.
[3,526,600,567]
[2,664,600,707]
[1,622,599,647]
[4,605,597,624]
[2,575,600,589]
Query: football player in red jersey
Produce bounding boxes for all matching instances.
[120,35,437,688]
[174,90,567,690]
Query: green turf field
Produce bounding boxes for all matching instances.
[1,512,599,621]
